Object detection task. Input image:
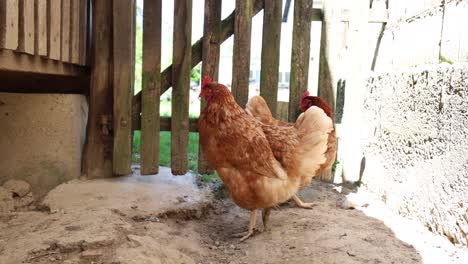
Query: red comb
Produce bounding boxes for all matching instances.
[302,90,310,99]
[202,76,212,90]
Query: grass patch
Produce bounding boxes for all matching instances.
[133,130,200,172]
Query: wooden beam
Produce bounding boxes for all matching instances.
[311,7,323,21]
[198,0,221,174]
[47,0,61,60]
[112,0,135,176]
[260,0,282,118]
[140,0,162,175]
[0,70,89,94]
[18,0,35,54]
[171,0,192,175]
[341,8,389,23]
[289,0,312,122]
[61,0,71,61]
[35,0,47,56]
[0,0,19,50]
[231,0,252,108]
[132,0,264,111]
[0,49,88,76]
[83,0,113,179]
[133,117,198,132]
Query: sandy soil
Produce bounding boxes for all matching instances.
[0,167,466,264]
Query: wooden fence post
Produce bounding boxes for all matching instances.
[198,0,221,174]
[171,0,192,175]
[112,0,135,176]
[141,0,162,175]
[289,0,312,122]
[83,0,113,179]
[231,0,252,108]
[260,0,282,117]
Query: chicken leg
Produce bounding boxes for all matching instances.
[232,210,257,242]
[292,194,317,209]
[262,208,271,231]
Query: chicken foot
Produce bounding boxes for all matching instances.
[292,194,317,209]
[232,210,258,242]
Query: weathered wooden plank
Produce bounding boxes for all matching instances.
[198,0,221,174]
[0,0,19,50]
[35,0,47,55]
[260,0,282,117]
[231,0,252,108]
[70,0,79,63]
[132,0,264,109]
[78,0,87,65]
[47,0,61,60]
[171,0,192,175]
[61,0,70,61]
[0,48,88,76]
[83,0,113,179]
[311,8,323,21]
[288,0,312,122]
[277,101,288,122]
[0,70,88,94]
[112,0,135,176]
[133,117,198,132]
[18,0,34,54]
[140,0,162,175]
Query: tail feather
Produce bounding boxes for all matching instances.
[246,96,275,125]
[294,106,334,186]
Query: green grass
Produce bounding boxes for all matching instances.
[133,130,200,172]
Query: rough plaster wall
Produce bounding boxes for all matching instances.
[0,93,88,198]
[362,64,468,246]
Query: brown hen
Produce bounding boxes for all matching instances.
[198,77,333,241]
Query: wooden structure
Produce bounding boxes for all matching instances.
[1,0,389,180]
[0,0,89,93]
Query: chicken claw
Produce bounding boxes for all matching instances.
[232,210,258,242]
[292,194,317,209]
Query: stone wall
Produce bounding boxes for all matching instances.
[361,63,468,246]
[0,93,88,198]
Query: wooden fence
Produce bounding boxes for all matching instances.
[129,0,320,176]
[80,0,388,179]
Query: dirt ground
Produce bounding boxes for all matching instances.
[0,166,466,264]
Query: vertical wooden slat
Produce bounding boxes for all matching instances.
[171,0,192,175]
[35,0,47,55]
[61,0,70,61]
[78,0,87,65]
[231,0,252,108]
[0,0,19,50]
[47,0,61,60]
[288,0,312,122]
[70,0,79,63]
[83,0,113,179]
[113,0,135,175]
[318,0,340,115]
[198,0,221,174]
[260,0,282,117]
[140,0,162,175]
[18,0,34,54]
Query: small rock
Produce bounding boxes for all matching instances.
[229,244,236,250]
[65,225,82,231]
[131,205,138,209]
[82,249,103,259]
[341,193,370,209]
[214,240,220,246]
[2,179,31,198]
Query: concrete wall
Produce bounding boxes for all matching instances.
[0,93,88,198]
[361,63,468,246]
